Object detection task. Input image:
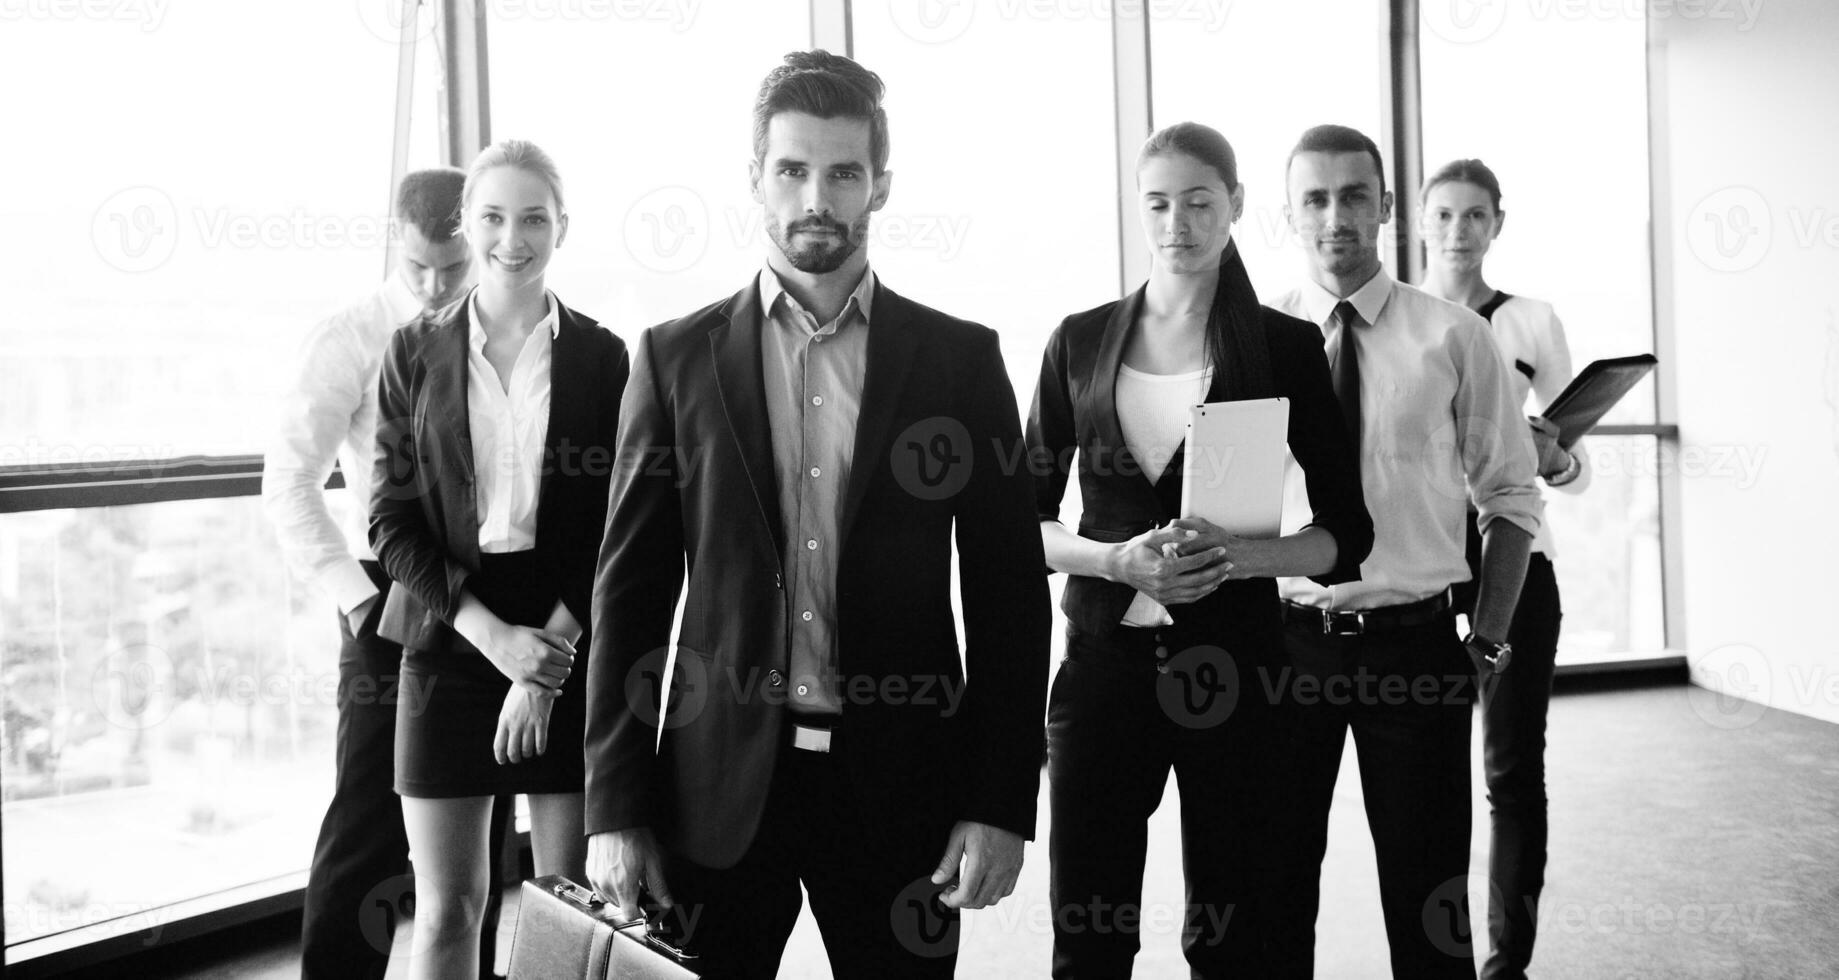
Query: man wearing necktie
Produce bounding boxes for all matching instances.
[1268,124,1543,978]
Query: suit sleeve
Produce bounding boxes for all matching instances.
[1275,320,1373,585]
[368,328,472,624]
[562,336,631,628]
[953,328,1053,840]
[585,328,684,835]
[1025,322,1078,526]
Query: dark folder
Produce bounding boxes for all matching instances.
[1538,354,1659,449]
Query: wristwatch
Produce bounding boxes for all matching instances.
[1464,631,1513,673]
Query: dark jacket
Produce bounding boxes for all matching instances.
[583,276,1051,869]
[369,293,630,654]
[1026,287,1373,640]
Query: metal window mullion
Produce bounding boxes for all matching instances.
[384,0,422,278]
[441,0,490,166]
[1111,3,1152,293]
[810,0,851,55]
[1381,0,1424,283]
[1644,11,1686,654]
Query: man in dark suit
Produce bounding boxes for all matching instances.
[583,50,1051,978]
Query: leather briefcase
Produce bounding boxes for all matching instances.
[508,875,700,980]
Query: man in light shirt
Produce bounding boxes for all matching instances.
[1269,124,1542,978]
[263,168,504,980]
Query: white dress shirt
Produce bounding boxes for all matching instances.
[262,274,423,615]
[1275,269,1542,611]
[1115,363,1213,627]
[1484,293,1593,556]
[466,290,558,554]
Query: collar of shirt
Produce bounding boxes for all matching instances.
[381,271,427,328]
[1297,265,1395,329]
[758,265,876,336]
[466,289,560,355]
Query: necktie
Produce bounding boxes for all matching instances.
[1330,301,1362,446]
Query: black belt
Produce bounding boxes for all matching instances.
[1282,592,1451,636]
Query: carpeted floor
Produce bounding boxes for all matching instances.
[60,681,1839,979]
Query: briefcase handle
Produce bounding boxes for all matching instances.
[553,878,700,966]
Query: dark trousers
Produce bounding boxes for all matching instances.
[299,565,511,980]
[662,739,960,980]
[1274,614,1479,980]
[1477,554,1560,980]
[1048,622,1287,979]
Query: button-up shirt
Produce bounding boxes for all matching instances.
[262,273,423,615]
[759,266,874,717]
[1275,268,1542,610]
[466,289,558,553]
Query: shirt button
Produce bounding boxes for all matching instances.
[811,395,824,407]
[802,610,814,622]
[813,335,825,343]
[795,684,810,696]
[806,539,818,551]
[767,670,784,687]
[809,467,821,478]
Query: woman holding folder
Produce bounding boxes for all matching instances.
[1418,158,1587,980]
[1025,122,1372,978]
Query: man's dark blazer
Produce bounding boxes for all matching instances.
[369,292,630,654]
[1027,287,1373,640]
[584,275,1051,870]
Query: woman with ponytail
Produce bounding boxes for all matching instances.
[369,139,628,979]
[1025,122,1372,977]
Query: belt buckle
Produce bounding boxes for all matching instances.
[791,723,832,753]
[1322,608,1366,636]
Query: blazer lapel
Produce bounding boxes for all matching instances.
[839,280,921,549]
[537,302,595,528]
[1089,286,1170,502]
[709,277,787,558]
[422,303,481,562]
